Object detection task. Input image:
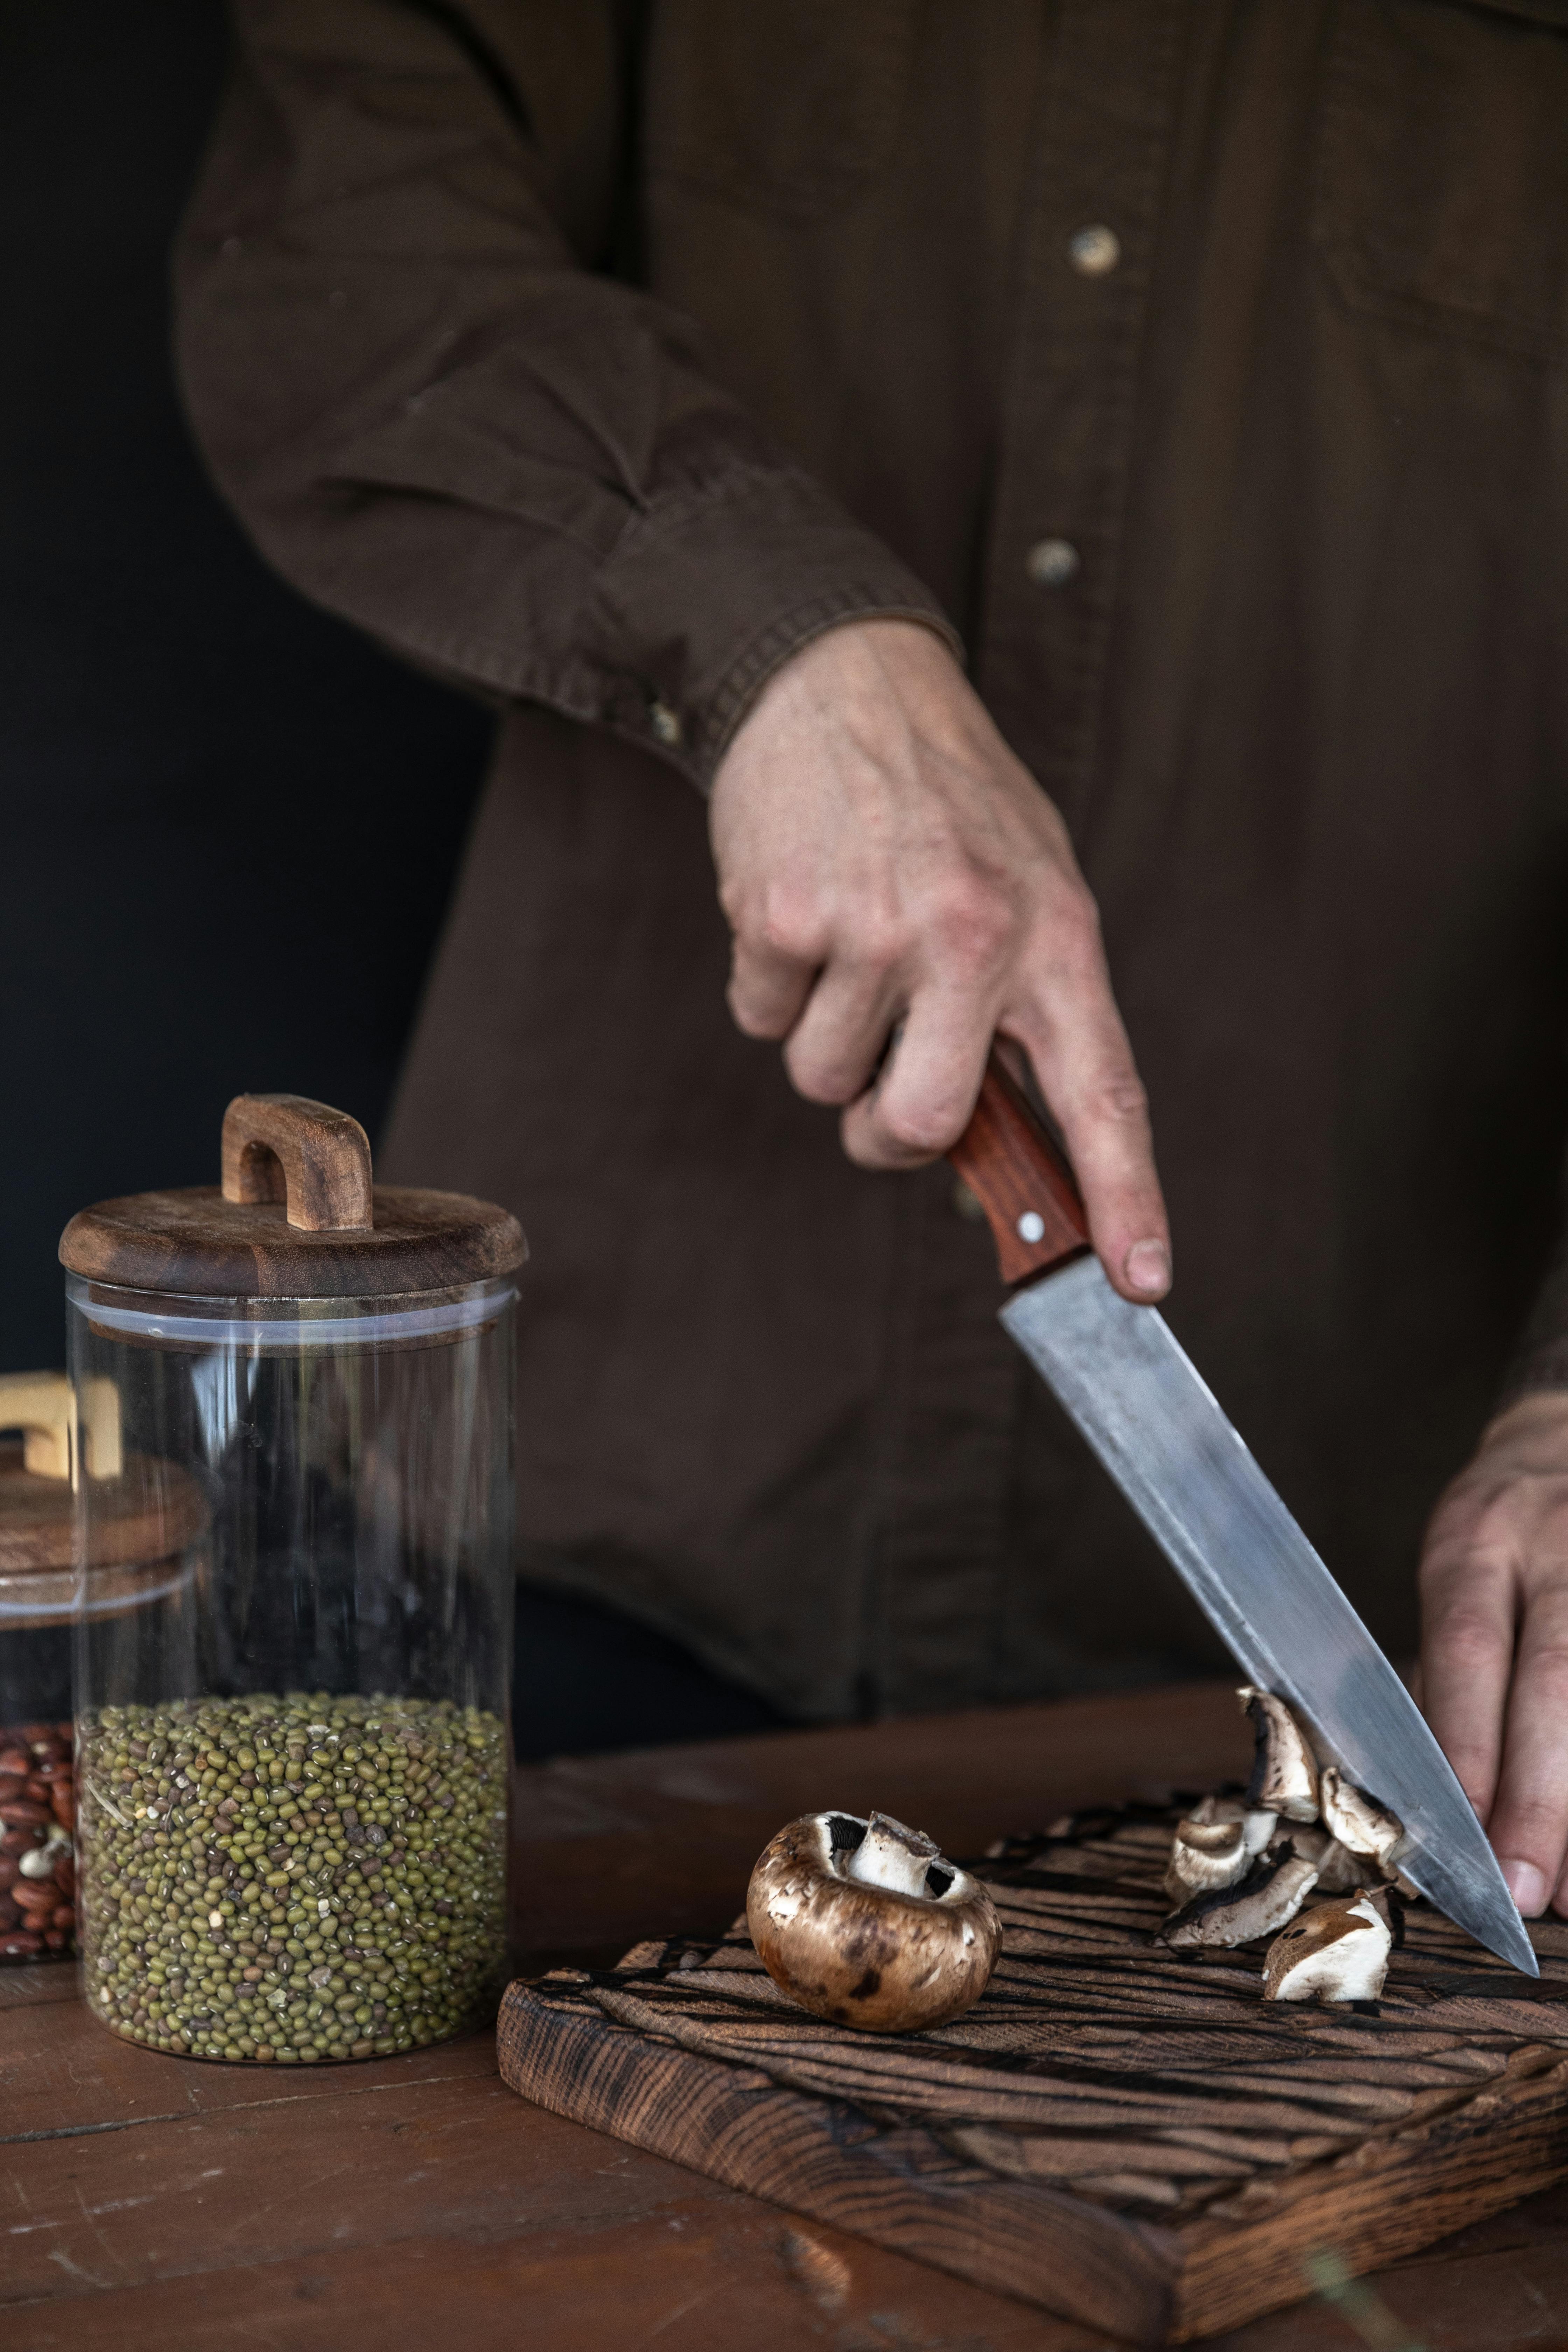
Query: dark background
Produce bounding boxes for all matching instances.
[0,3,781,1750]
[0,2,492,1376]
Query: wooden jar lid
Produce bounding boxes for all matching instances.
[0,1442,209,1574]
[58,1094,526,1300]
[0,1440,209,1626]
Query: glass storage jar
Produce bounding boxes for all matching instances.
[0,1369,186,1963]
[59,1093,525,2065]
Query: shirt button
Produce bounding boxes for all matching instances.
[1025,538,1080,588]
[649,701,683,747]
[1068,223,1121,277]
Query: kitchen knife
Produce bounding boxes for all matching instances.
[949,1054,1538,1975]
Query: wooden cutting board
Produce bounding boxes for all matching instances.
[497,1801,1568,2344]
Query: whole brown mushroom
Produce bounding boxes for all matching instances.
[747,1810,1002,2033]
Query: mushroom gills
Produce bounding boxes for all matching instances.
[1237,1687,1320,1822]
[1264,1891,1393,2002]
[1289,1823,1387,1895]
[1164,1816,1247,1900]
[1319,1766,1404,1868]
[1160,1836,1321,1948]
[1166,1794,1278,1900]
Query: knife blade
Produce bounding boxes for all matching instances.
[950,1056,1537,1975]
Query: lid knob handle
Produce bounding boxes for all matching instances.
[221,1095,374,1232]
[0,1371,73,1479]
[0,1371,121,1482]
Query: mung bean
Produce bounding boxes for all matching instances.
[76,1693,505,2062]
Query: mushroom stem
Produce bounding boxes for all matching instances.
[845,1812,940,1898]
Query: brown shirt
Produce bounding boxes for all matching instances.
[178,0,1568,1720]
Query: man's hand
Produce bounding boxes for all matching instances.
[1420,1390,1568,1917]
[708,618,1170,1302]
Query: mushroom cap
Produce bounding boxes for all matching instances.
[1160,1836,1321,1948]
[1237,1688,1321,1822]
[1263,1892,1392,2002]
[746,1811,1002,2034]
[1319,1766,1404,1868]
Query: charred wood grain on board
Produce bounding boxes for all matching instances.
[497,1803,1568,2343]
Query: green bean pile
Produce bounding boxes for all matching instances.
[77,1693,506,2063]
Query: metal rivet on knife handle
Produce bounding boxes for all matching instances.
[948,1056,1092,1287]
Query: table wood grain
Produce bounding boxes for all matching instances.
[4,1681,1566,2350]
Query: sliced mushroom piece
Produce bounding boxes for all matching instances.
[1165,1817,1247,1901]
[1159,1836,1321,1949]
[1164,1815,1248,1902]
[747,1811,1002,2034]
[1185,1790,1278,1857]
[1289,1824,1384,1895]
[1238,1688,1320,1822]
[1263,1891,1393,2002]
[1319,1765,1404,1869]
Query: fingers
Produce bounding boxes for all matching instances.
[1479,1573,1568,1917]
[727,928,818,1043]
[839,986,990,1167]
[783,956,903,1109]
[708,616,1168,1282]
[1418,1531,1516,1826]
[1005,929,1170,1304]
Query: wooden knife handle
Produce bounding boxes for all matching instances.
[947,1056,1091,1286]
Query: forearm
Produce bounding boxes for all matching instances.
[178,0,955,781]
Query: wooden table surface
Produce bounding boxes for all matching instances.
[5,1680,1567,2352]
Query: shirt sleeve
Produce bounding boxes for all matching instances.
[175,0,960,784]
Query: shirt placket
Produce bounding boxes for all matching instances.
[863,1,1188,1716]
[978,0,1188,831]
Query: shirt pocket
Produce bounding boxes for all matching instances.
[643,0,918,222]
[1312,0,1568,363]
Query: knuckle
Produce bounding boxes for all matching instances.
[928,877,1015,975]
[1068,1066,1149,1135]
[728,990,789,1042]
[1423,1604,1511,1669]
[1497,1795,1565,1853]
[880,1094,965,1156]
[728,881,823,965]
[786,1043,864,1109]
[1523,1639,1568,1698]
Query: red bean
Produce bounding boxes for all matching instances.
[0,1800,51,1830]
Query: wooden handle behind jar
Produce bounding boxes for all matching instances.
[220,1095,374,1232]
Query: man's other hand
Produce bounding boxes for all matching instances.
[708,618,1170,1303]
[1420,1390,1568,1917]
